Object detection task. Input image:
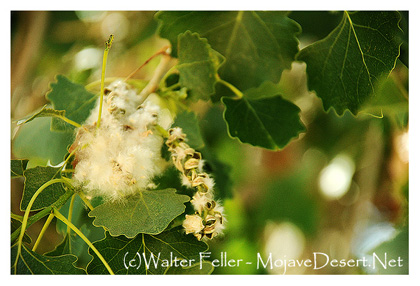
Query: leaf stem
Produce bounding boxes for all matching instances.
[165,82,181,91]
[53,208,115,275]
[11,213,23,222]
[11,189,74,243]
[97,35,114,130]
[16,105,81,128]
[217,78,244,99]
[124,45,170,82]
[67,194,76,237]
[32,213,54,252]
[154,124,169,138]
[85,77,119,92]
[138,52,174,105]
[57,115,82,128]
[78,192,94,211]
[13,178,73,271]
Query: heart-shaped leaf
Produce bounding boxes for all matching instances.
[297,11,403,115]
[222,82,305,150]
[89,189,190,238]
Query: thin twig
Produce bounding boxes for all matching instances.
[97,35,114,129]
[137,52,175,105]
[32,213,54,252]
[53,208,115,275]
[124,45,170,82]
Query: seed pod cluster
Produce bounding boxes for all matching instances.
[166,127,225,240]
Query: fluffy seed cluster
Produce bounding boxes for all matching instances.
[71,80,170,201]
[166,127,225,240]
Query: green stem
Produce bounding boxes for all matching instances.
[97,35,114,130]
[154,124,169,138]
[55,145,79,179]
[32,213,54,252]
[53,208,115,275]
[85,77,119,92]
[11,189,74,243]
[159,64,178,89]
[11,213,23,222]
[67,194,76,237]
[78,192,94,211]
[56,115,81,128]
[217,78,244,99]
[165,82,181,91]
[13,178,73,270]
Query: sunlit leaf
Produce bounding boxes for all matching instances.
[46,75,97,131]
[89,189,190,238]
[21,166,65,211]
[13,117,74,166]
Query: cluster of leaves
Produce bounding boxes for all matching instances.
[11,11,406,275]
[156,10,404,148]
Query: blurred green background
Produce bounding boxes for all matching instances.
[11,11,408,274]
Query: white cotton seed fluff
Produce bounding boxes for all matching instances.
[213,202,226,236]
[72,80,172,201]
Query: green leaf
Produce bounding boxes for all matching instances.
[89,189,190,238]
[173,110,205,150]
[11,244,86,274]
[46,75,97,131]
[21,166,65,211]
[222,82,305,150]
[13,117,75,166]
[164,261,214,274]
[16,105,66,126]
[177,31,224,101]
[297,11,403,115]
[87,227,208,274]
[156,11,301,91]
[11,159,29,178]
